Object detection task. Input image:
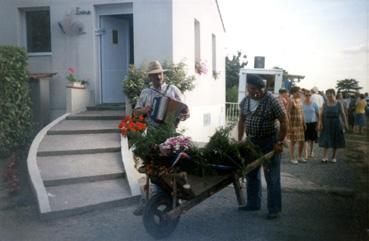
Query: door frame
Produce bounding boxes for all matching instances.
[94,3,133,104]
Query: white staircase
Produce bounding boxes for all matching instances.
[28,106,139,219]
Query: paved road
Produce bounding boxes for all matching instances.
[0,139,367,241]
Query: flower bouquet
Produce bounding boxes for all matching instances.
[159,136,191,156]
[118,114,147,137]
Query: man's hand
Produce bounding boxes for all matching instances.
[179,112,190,121]
[134,106,152,117]
[273,142,284,154]
[143,106,152,114]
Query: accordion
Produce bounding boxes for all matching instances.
[150,96,187,123]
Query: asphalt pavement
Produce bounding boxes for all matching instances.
[0,141,367,241]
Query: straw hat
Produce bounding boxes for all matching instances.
[147,60,167,74]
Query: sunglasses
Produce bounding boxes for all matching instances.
[305,94,311,97]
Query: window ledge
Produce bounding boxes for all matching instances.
[27,52,52,57]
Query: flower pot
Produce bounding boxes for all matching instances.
[68,81,85,88]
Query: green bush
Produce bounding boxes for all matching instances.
[123,61,195,109]
[226,85,238,102]
[0,46,33,158]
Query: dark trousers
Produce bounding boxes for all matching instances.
[246,135,282,213]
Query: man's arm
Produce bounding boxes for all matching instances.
[133,89,151,116]
[237,115,245,142]
[277,114,288,142]
[273,114,288,153]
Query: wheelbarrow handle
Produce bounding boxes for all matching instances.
[243,151,275,175]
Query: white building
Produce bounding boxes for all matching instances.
[0,0,226,142]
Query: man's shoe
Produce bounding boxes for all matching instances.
[238,206,260,211]
[266,212,280,220]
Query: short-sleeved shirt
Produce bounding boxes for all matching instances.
[311,93,324,108]
[355,99,367,114]
[135,83,184,109]
[239,92,286,138]
[303,102,319,123]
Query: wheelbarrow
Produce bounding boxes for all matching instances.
[141,151,275,239]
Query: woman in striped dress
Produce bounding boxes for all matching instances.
[288,86,305,164]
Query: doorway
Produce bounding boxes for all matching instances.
[100,14,133,103]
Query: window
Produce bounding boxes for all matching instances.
[194,19,200,63]
[212,34,216,73]
[25,9,51,53]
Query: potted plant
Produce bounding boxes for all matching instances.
[66,67,88,88]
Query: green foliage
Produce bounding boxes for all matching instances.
[130,119,180,162]
[336,78,362,94]
[162,61,195,93]
[226,85,238,102]
[203,126,262,170]
[123,61,195,109]
[0,46,33,158]
[226,51,248,89]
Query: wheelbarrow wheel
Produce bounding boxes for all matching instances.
[143,193,180,239]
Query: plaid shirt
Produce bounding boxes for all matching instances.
[239,92,286,138]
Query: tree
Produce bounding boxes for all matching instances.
[336,78,362,94]
[225,51,248,102]
[226,51,248,89]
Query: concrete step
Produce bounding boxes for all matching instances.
[45,179,138,218]
[87,104,125,111]
[38,152,124,186]
[67,110,125,120]
[38,133,121,156]
[48,120,120,135]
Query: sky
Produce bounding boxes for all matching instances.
[217,0,369,92]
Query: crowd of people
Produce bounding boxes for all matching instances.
[237,75,367,220]
[278,86,368,164]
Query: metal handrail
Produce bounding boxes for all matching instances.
[225,102,240,124]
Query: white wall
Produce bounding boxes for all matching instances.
[133,0,172,64]
[0,0,226,142]
[172,0,226,142]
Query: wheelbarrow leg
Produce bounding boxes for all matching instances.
[232,175,246,207]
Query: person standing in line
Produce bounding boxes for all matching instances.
[311,87,324,109]
[342,92,351,117]
[318,89,348,163]
[287,86,305,164]
[238,74,288,219]
[278,88,289,111]
[348,95,357,131]
[302,90,319,160]
[353,94,367,134]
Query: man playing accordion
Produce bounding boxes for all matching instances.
[132,60,190,215]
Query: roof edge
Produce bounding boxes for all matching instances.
[215,0,226,32]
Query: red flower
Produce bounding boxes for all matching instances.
[136,122,146,131]
[118,114,146,136]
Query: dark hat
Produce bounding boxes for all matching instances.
[246,74,266,88]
